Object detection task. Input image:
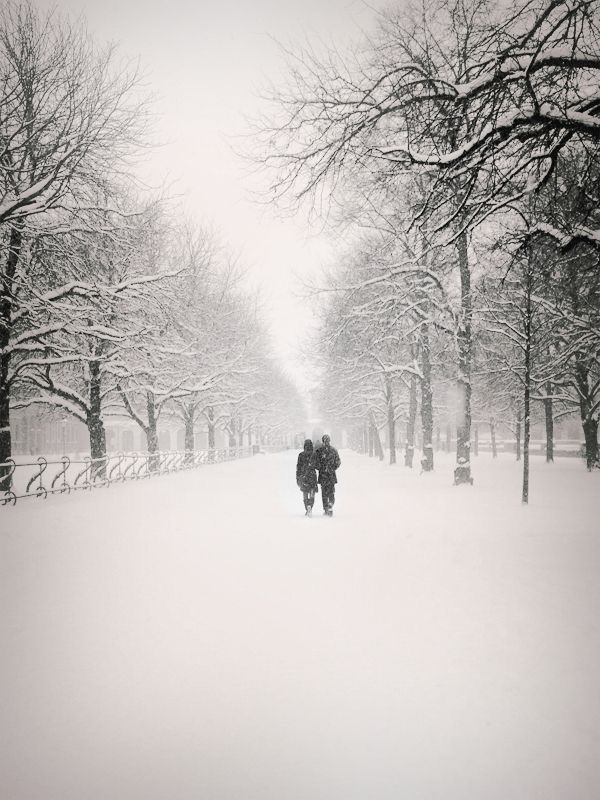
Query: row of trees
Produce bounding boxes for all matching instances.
[0,1,305,491]
[257,0,600,500]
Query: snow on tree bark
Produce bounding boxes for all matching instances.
[544,382,554,463]
[0,226,22,489]
[87,360,107,480]
[405,374,417,468]
[522,263,532,504]
[420,324,434,472]
[207,406,216,460]
[145,391,159,472]
[386,378,396,465]
[183,406,196,464]
[454,228,472,484]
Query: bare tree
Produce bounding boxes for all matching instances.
[0,0,149,482]
[255,0,600,483]
[13,200,176,477]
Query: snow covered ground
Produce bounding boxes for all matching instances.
[1,449,598,800]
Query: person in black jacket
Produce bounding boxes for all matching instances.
[315,434,341,516]
[296,439,318,516]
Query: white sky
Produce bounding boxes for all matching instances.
[37,0,387,393]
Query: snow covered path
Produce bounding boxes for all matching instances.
[1,450,599,800]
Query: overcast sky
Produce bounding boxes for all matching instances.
[37,0,386,393]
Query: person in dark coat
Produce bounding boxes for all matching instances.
[296,439,318,516]
[315,434,341,516]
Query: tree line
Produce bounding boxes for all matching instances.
[0,1,305,491]
[256,0,600,501]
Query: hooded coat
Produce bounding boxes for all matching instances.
[296,440,318,492]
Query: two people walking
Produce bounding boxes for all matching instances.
[296,434,341,517]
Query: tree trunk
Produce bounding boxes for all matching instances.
[184,419,195,453]
[446,424,451,453]
[581,416,598,471]
[490,418,497,458]
[368,417,374,457]
[420,327,434,472]
[455,228,473,483]
[207,406,216,460]
[184,406,195,464]
[88,413,106,480]
[87,359,106,480]
[146,391,160,471]
[405,374,417,468]
[0,385,11,492]
[146,426,159,470]
[386,379,396,465]
[473,424,479,456]
[584,417,599,469]
[372,418,384,461]
[0,226,23,491]
[522,282,532,503]
[523,397,530,503]
[575,360,599,470]
[544,382,554,463]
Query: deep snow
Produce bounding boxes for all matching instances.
[1,450,598,800]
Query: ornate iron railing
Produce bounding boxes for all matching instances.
[0,447,255,506]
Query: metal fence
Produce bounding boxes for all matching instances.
[0,447,255,507]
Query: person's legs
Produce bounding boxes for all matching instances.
[303,489,310,513]
[326,486,335,515]
[303,489,315,515]
[307,488,315,509]
[321,481,334,514]
[321,482,328,511]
